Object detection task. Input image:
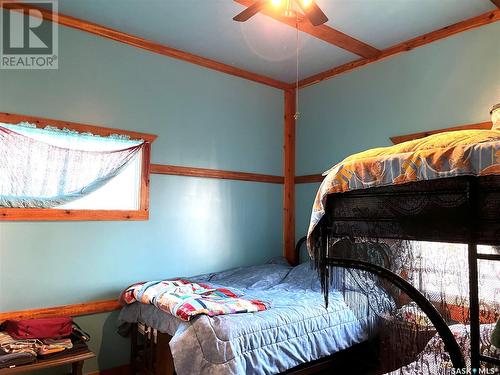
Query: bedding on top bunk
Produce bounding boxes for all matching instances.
[308,129,500,242]
[118,259,380,375]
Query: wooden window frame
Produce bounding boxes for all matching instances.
[0,112,157,221]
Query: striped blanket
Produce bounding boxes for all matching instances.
[119,279,269,321]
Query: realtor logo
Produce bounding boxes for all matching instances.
[1,0,58,69]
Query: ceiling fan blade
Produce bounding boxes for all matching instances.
[299,1,328,26]
[233,0,267,22]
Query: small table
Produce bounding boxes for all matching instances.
[0,350,95,375]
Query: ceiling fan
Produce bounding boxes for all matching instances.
[233,0,328,26]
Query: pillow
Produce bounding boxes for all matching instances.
[266,256,290,266]
[206,262,292,290]
[280,262,359,292]
[280,262,321,291]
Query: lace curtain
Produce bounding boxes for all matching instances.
[0,122,144,208]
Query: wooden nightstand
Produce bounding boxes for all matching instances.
[0,349,95,375]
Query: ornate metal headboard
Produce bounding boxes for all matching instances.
[295,236,307,262]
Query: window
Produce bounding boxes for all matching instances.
[0,113,156,221]
[59,149,142,210]
[410,241,499,306]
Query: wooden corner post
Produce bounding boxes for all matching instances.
[284,89,297,265]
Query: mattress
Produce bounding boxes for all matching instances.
[118,260,370,375]
[308,129,500,246]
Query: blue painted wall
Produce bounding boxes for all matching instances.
[296,22,500,239]
[0,18,284,373]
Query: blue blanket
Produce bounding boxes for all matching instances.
[118,259,370,375]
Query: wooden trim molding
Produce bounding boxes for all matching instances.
[150,164,284,184]
[233,0,380,59]
[0,112,158,142]
[140,143,152,212]
[295,174,324,184]
[283,90,297,265]
[0,2,290,91]
[299,10,500,88]
[0,112,155,221]
[0,209,148,221]
[390,121,493,144]
[1,2,495,91]
[0,299,120,322]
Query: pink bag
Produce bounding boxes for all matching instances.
[5,317,73,340]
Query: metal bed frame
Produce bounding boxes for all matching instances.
[314,175,500,371]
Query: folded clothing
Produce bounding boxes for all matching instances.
[0,331,39,356]
[0,331,72,357]
[37,338,72,356]
[120,278,269,321]
[0,350,36,369]
[38,334,88,360]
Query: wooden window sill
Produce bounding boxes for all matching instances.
[0,209,148,221]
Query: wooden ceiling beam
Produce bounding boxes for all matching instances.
[299,9,500,88]
[491,0,500,9]
[0,2,292,91]
[233,0,381,59]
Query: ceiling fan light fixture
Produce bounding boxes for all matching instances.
[300,0,313,8]
[233,0,328,26]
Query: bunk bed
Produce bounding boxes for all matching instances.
[307,129,500,373]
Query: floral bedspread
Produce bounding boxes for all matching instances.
[308,129,500,246]
[119,279,268,321]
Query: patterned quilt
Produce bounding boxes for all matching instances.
[308,129,500,246]
[119,279,269,321]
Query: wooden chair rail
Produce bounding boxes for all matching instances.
[0,299,120,322]
[150,164,284,184]
[295,174,324,184]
